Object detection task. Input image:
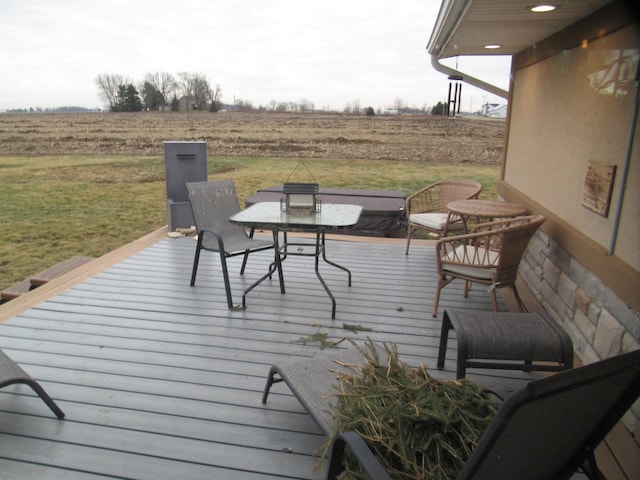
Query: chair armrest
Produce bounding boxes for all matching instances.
[326,432,392,480]
[196,227,227,251]
[405,182,439,216]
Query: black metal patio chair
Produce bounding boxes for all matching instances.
[187,180,282,309]
[324,348,640,480]
[0,349,65,419]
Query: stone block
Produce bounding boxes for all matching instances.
[557,272,578,311]
[573,308,596,342]
[593,309,625,357]
[574,288,591,315]
[543,258,561,289]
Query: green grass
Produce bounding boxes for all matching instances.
[0,155,499,291]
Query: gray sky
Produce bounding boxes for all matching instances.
[0,0,511,112]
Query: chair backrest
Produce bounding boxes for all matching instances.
[456,348,640,480]
[436,179,482,211]
[186,180,247,241]
[475,214,545,286]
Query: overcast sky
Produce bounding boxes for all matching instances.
[1,0,512,112]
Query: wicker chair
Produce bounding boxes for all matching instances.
[432,214,546,317]
[405,179,482,254]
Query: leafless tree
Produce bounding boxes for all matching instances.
[95,73,127,110]
[299,98,314,112]
[143,72,177,111]
[179,72,213,110]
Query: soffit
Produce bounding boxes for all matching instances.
[428,0,615,58]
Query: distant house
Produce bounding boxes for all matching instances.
[482,103,507,118]
[428,0,639,441]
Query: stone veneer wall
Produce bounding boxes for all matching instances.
[519,229,640,443]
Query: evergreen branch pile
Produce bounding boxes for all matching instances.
[323,340,498,480]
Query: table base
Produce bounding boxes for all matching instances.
[242,231,352,319]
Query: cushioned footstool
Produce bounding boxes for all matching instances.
[437,309,573,379]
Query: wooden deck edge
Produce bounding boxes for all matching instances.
[0,226,168,324]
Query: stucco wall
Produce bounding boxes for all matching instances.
[502,17,640,441]
[505,25,639,270]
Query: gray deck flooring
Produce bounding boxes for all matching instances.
[0,234,539,479]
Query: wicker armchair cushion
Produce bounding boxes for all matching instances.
[409,212,449,229]
[441,245,499,281]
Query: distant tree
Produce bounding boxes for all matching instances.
[170,95,180,112]
[142,72,177,111]
[365,106,375,116]
[140,81,163,110]
[299,98,314,112]
[95,73,126,110]
[392,98,406,112]
[179,72,213,110]
[210,84,222,112]
[431,101,446,115]
[112,84,143,112]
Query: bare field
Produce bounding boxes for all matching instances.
[0,111,504,164]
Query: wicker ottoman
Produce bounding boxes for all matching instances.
[437,309,574,379]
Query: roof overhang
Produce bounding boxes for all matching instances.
[427,0,616,98]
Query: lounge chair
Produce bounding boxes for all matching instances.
[0,349,65,419]
[325,348,640,480]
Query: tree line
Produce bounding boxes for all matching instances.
[95,72,221,112]
[95,71,444,115]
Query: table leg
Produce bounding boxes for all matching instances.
[320,231,352,286]
[313,232,337,319]
[242,229,285,310]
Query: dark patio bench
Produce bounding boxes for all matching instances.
[438,309,574,379]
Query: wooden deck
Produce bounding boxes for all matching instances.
[0,230,633,478]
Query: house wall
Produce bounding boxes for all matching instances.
[498,2,639,440]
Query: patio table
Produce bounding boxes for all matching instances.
[230,202,363,318]
[447,199,527,232]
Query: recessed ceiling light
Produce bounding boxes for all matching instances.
[530,5,557,13]
[484,44,502,49]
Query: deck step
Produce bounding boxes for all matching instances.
[0,278,32,302]
[1,256,94,303]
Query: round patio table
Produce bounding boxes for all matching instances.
[447,199,527,232]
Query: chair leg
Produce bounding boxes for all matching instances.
[511,284,528,312]
[240,227,255,274]
[240,250,250,275]
[432,277,443,317]
[219,252,234,309]
[437,313,451,369]
[24,379,65,419]
[190,237,204,286]
[261,367,282,404]
[404,227,415,255]
[490,288,499,311]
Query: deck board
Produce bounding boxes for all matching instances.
[0,234,569,478]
